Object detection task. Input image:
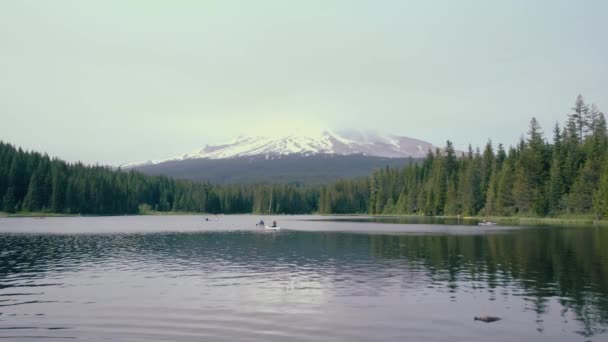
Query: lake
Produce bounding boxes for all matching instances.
[0,215,607,341]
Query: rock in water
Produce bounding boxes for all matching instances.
[474,316,501,323]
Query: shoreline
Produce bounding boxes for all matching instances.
[355,214,608,227]
[1,211,607,227]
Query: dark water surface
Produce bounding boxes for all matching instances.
[0,215,607,341]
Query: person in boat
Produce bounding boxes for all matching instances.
[271,220,277,228]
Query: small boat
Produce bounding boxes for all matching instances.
[478,221,497,226]
[255,223,280,230]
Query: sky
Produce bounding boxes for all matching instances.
[1,0,607,165]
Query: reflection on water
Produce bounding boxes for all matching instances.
[0,217,607,341]
[312,215,477,225]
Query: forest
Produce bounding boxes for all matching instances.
[1,95,608,219]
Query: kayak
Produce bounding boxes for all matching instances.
[478,222,497,226]
[264,226,281,230]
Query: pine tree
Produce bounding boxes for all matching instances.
[569,159,601,214]
[407,179,419,214]
[22,159,52,212]
[50,163,65,213]
[375,183,386,215]
[496,153,516,215]
[395,192,408,214]
[482,164,499,215]
[2,186,17,213]
[570,94,589,142]
[528,117,544,147]
[445,140,458,177]
[552,122,562,152]
[0,144,12,199]
[512,160,532,215]
[7,153,28,210]
[458,147,482,216]
[444,176,459,215]
[368,176,377,214]
[318,188,331,214]
[569,119,606,214]
[383,198,395,214]
[548,156,564,214]
[593,112,608,148]
[593,165,608,219]
[495,144,506,169]
[428,149,447,215]
[586,104,601,136]
[22,170,43,212]
[480,140,494,203]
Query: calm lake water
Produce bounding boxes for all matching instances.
[0,215,607,341]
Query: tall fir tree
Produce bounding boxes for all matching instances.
[548,155,564,214]
[570,94,589,142]
[22,169,43,212]
[2,186,17,213]
[594,165,608,219]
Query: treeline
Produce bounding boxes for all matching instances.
[0,144,319,215]
[321,95,608,218]
[2,95,608,218]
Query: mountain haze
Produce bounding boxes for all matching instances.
[123,130,434,184]
[123,130,433,167]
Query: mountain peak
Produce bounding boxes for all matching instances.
[121,130,436,168]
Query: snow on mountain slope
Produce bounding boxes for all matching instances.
[121,130,436,168]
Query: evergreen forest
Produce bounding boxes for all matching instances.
[2,95,608,219]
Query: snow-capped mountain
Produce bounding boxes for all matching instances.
[122,130,435,168]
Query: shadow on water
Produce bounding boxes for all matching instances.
[0,226,607,339]
[310,215,478,226]
[312,215,603,228]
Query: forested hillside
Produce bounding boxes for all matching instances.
[0,144,319,215]
[132,154,413,184]
[320,95,608,218]
[2,95,608,218]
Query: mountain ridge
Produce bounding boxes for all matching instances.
[128,154,417,184]
[121,130,436,169]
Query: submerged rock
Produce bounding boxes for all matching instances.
[474,316,501,323]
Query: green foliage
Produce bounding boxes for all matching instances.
[350,96,607,218]
[138,203,153,214]
[0,141,319,215]
[594,166,608,219]
[548,156,564,214]
[570,94,589,142]
[2,186,17,213]
[0,95,606,219]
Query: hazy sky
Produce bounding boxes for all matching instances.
[1,0,607,165]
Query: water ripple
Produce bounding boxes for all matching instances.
[0,217,607,341]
